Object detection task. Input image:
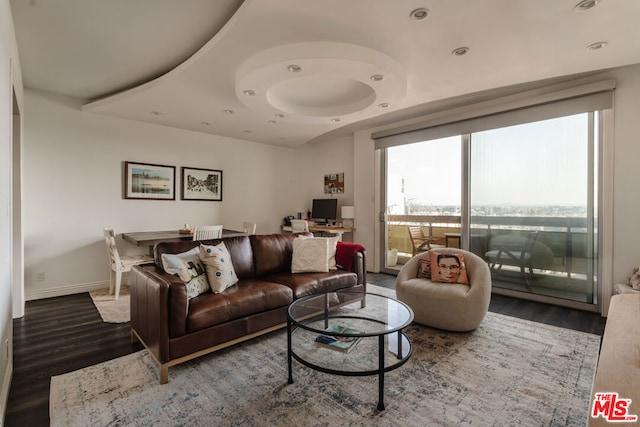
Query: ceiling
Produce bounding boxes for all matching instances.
[10,0,640,148]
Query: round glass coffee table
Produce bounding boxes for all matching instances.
[287,290,414,410]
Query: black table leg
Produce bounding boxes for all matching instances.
[377,334,385,411]
[287,320,293,384]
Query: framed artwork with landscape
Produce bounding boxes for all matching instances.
[124,161,175,200]
[181,167,223,201]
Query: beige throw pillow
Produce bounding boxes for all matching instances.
[199,243,239,293]
[292,237,330,273]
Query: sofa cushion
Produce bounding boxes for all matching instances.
[161,247,210,298]
[187,280,292,333]
[251,233,312,276]
[263,270,357,299]
[199,243,239,293]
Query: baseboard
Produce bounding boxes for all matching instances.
[0,361,12,427]
[25,280,111,301]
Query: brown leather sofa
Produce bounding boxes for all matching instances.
[129,233,367,383]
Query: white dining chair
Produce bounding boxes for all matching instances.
[193,225,223,240]
[103,228,153,300]
[291,220,309,233]
[243,221,257,235]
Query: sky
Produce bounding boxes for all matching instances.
[387,113,591,211]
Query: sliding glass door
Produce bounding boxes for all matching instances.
[381,112,600,308]
[382,136,462,272]
[469,113,597,304]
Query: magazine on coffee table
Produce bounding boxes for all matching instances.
[314,324,363,353]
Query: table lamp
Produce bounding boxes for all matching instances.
[341,206,355,228]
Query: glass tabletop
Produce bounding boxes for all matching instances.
[287,291,414,337]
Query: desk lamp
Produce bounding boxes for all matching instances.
[341,206,355,228]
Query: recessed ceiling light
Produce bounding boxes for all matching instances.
[370,74,384,82]
[242,130,252,134]
[287,64,302,73]
[268,120,276,124]
[410,8,429,20]
[224,109,234,114]
[150,111,162,116]
[200,121,211,126]
[331,118,341,122]
[243,90,255,96]
[379,103,390,108]
[452,47,470,56]
[275,113,285,118]
[587,41,608,51]
[574,0,599,11]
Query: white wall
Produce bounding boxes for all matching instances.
[293,135,355,226]
[608,64,640,288]
[1,0,23,419]
[22,89,302,299]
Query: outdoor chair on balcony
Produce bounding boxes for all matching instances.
[408,226,437,256]
[484,231,554,288]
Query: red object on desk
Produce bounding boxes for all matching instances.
[336,242,365,271]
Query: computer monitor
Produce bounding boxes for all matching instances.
[311,198,337,224]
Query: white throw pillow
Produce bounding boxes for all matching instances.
[293,235,338,270]
[292,237,330,273]
[199,243,239,293]
[161,247,210,299]
[325,236,339,271]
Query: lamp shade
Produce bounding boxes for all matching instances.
[341,206,355,219]
[341,206,355,228]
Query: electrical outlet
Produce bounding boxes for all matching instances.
[36,272,45,282]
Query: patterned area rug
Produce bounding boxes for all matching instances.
[89,286,130,323]
[51,285,600,426]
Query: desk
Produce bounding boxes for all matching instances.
[122,229,246,254]
[281,225,354,241]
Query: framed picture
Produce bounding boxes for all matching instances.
[124,161,175,200]
[181,167,223,201]
[324,172,344,194]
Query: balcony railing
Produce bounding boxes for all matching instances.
[387,214,593,277]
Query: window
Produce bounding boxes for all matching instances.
[377,81,611,309]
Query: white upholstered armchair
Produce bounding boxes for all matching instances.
[395,248,492,332]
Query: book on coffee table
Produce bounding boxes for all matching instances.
[314,324,363,353]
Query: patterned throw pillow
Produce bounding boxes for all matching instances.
[291,237,330,273]
[429,252,470,285]
[417,257,431,278]
[199,243,239,293]
[161,247,210,299]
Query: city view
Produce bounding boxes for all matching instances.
[396,203,589,218]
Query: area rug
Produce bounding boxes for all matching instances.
[51,285,600,426]
[89,286,130,323]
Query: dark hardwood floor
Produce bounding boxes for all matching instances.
[5,273,606,426]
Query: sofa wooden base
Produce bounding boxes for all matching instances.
[131,323,287,384]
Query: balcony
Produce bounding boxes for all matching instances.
[385,214,596,304]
